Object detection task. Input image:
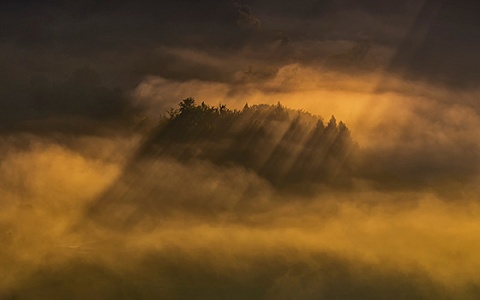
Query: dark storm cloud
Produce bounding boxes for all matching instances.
[386,0,480,88]
[0,66,134,134]
[2,0,246,88]
[2,0,480,89]
[0,0,241,86]
[0,0,262,128]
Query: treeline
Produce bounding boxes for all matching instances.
[140,98,357,189]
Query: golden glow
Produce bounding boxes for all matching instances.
[2,136,480,296]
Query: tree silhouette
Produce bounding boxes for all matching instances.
[144,98,357,190]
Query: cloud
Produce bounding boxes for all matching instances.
[4,0,478,95]
[0,67,137,135]
[3,134,480,298]
[1,120,480,299]
[131,62,480,195]
[2,1,480,298]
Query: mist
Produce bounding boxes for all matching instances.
[2,0,480,299]
[3,93,480,299]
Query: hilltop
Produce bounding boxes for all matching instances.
[140,98,357,188]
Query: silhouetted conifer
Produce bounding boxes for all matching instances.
[144,98,357,190]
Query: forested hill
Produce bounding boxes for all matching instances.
[139,98,357,189]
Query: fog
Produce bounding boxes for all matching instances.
[2,0,480,298]
[3,60,480,300]
[2,98,480,298]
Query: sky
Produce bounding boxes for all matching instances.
[1,0,480,299]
